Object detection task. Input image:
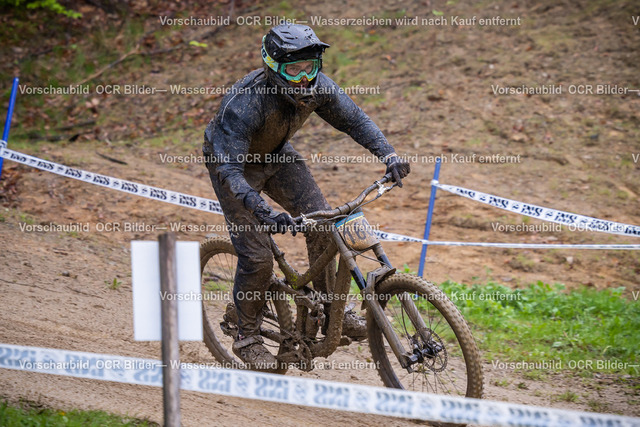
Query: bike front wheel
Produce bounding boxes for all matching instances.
[200,235,292,374]
[367,273,483,402]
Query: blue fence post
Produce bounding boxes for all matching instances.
[1,77,20,179]
[418,158,442,277]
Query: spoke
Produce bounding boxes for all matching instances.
[224,253,233,282]
[398,368,413,383]
[399,297,411,340]
[434,368,455,395]
[379,287,472,397]
[422,367,434,394]
[442,365,465,396]
[431,311,445,335]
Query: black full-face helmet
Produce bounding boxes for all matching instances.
[261,24,330,103]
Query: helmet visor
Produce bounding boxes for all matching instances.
[279,59,320,83]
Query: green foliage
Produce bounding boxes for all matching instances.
[203,280,227,292]
[522,369,546,381]
[1,0,81,18]
[402,263,416,275]
[587,399,609,412]
[189,41,208,48]
[439,280,640,373]
[18,213,35,225]
[106,278,122,290]
[557,391,579,403]
[0,400,156,426]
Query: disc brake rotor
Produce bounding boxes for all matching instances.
[412,329,448,373]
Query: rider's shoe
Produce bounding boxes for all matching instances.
[232,334,278,371]
[341,309,367,341]
[223,303,239,324]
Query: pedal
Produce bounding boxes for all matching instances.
[219,321,238,340]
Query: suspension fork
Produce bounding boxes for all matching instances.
[397,293,433,344]
[373,243,433,344]
[331,234,414,368]
[374,243,433,359]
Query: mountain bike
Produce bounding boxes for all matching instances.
[199,174,483,404]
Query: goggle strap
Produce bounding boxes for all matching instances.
[261,36,322,82]
[261,36,280,73]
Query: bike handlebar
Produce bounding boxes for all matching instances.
[293,173,394,223]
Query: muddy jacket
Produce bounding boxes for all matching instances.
[203,69,395,209]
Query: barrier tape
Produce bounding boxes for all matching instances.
[433,181,640,238]
[2,141,639,250]
[375,230,640,250]
[2,343,639,427]
[0,142,223,215]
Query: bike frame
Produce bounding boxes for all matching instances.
[266,176,430,368]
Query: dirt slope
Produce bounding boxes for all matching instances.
[1,0,639,425]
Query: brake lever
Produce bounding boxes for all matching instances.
[299,213,318,227]
[291,214,317,235]
[376,180,396,196]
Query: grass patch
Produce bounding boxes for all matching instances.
[521,369,547,381]
[203,280,228,293]
[439,280,640,374]
[0,400,156,426]
[18,213,35,225]
[557,391,579,403]
[587,399,609,413]
[106,278,122,290]
[493,378,510,387]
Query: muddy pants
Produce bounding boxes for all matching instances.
[206,144,335,336]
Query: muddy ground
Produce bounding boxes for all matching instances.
[1,0,639,425]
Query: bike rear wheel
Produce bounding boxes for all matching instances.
[200,235,292,374]
[367,273,483,419]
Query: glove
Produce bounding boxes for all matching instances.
[255,204,297,235]
[385,154,411,187]
[246,193,297,236]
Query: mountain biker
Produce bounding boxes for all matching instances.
[203,24,410,370]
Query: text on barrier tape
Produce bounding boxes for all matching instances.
[0,143,222,214]
[1,343,639,427]
[375,230,640,250]
[434,181,640,238]
[2,142,639,250]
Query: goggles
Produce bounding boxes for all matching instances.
[280,59,320,83]
[262,37,321,83]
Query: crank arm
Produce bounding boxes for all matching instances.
[260,328,286,344]
[271,279,317,310]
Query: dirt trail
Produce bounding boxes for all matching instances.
[1,0,639,424]
[1,143,637,425]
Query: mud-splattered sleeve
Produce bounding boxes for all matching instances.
[203,94,265,209]
[314,74,395,159]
